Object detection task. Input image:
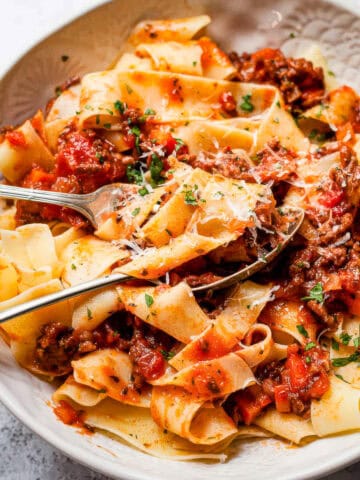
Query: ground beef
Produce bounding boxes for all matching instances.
[181,147,254,181]
[34,312,174,382]
[34,322,97,375]
[181,140,297,189]
[229,48,325,112]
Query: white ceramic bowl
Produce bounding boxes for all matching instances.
[0,1,360,479]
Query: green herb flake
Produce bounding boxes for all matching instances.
[340,332,353,346]
[126,83,133,94]
[328,70,335,77]
[305,356,311,364]
[55,86,62,97]
[213,191,224,199]
[138,186,149,196]
[289,32,296,39]
[165,228,172,237]
[331,338,340,351]
[106,108,114,115]
[160,350,176,361]
[192,61,197,66]
[97,388,107,393]
[126,165,143,185]
[96,115,100,125]
[332,352,360,367]
[145,293,154,307]
[335,373,350,383]
[87,307,93,320]
[114,100,126,114]
[316,104,329,118]
[276,100,281,108]
[182,184,198,205]
[95,152,105,164]
[103,123,112,129]
[308,129,318,140]
[239,93,254,113]
[150,154,164,185]
[305,341,316,351]
[131,207,140,217]
[71,263,77,270]
[296,325,309,338]
[353,336,360,349]
[174,137,185,152]
[301,282,324,303]
[144,108,156,115]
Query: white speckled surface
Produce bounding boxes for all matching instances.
[0,1,360,479]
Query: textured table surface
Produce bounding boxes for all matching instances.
[1,1,360,479]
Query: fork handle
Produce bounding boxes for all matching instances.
[0,184,95,224]
[0,272,134,323]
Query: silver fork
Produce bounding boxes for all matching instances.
[0,183,134,229]
[0,183,304,322]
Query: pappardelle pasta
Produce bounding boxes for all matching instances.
[1,15,360,461]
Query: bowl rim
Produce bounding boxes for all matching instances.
[0,1,360,479]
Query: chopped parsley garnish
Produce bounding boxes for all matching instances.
[305,356,311,364]
[131,126,141,153]
[144,108,156,115]
[289,32,296,38]
[84,104,93,110]
[97,388,107,393]
[308,129,329,143]
[182,184,198,205]
[131,207,140,217]
[332,352,360,367]
[160,350,176,361]
[353,335,360,349]
[335,374,350,383]
[174,137,185,152]
[125,83,133,94]
[106,108,114,115]
[328,70,335,77]
[87,307,93,320]
[165,228,172,237]
[96,115,100,125]
[259,253,267,263]
[149,154,164,185]
[296,325,309,338]
[95,152,105,164]
[305,341,316,351]
[71,263,77,270]
[114,100,126,114]
[316,103,329,118]
[145,293,154,307]
[61,55,69,62]
[213,191,224,199]
[308,129,318,140]
[340,332,352,346]
[301,283,324,303]
[103,123,111,129]
[276,100,281,108]
[331,338,340,351]
[239,94,254,112]
[192,61,197,66]
[138,186,149,196]
[126,165,143,185]
[55,86,62,97]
